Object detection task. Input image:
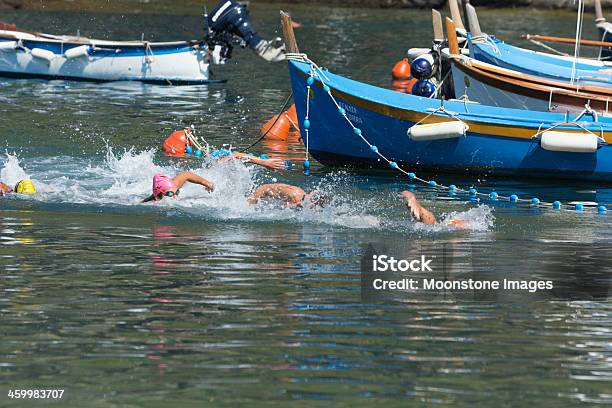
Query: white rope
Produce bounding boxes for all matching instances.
[571,0,585,86]
[528,39,569,56]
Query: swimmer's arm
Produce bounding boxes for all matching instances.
[173,171,215,192]
[400,191,437,225]
[232,152,286,171]
[0,182,12,194]
[142,194,156,203]
[247,185,280,204]
[247,185,270,204]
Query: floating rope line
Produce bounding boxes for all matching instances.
[286,53,609,215]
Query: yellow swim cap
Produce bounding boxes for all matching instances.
[15,179,36,195]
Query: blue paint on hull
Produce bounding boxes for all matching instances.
[288,60,612,181]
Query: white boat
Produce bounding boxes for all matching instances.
[0,28,221,84]
[0,0,285,85]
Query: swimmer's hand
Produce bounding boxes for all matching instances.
[254,157,286,171]
[230,153,287,171]
[445,218,467,229]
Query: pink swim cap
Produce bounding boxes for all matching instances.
[152,174,177,197]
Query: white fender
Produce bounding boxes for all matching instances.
[64,45,91,59]
[0,41,17,51]
[30,48,56,63]
[540,131,598,153]
[407,48,430,62]
[408,121,468,141]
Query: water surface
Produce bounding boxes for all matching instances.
[0,4,611,407]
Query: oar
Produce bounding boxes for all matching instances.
[523,34,612,49]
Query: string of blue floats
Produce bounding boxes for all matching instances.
[297,57,608,215]
[181,129,296,170]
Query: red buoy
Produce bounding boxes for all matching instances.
[163,129,187,156]
[391,58,411,80]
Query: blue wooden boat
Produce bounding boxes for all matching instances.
[454,1,612,89]
[279,14,612,182]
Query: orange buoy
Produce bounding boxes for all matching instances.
[286,104,298,128]
[285,105,301,140]
[391,58,411,80]
[391,78,417,93]
[404,78,418,94]
[261,113,292,140]
[163,129,187,156]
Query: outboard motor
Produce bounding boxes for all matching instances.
[205,0,285,63]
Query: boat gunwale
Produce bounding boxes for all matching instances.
[289,60,612,140]
[0,29,200,49]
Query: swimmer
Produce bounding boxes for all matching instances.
[247,183,328,208]
[0,179,36,196]
[142,172,215,203]
[400,191,466,228]
[220,151,287,171]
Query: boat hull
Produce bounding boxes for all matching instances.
[448,55,612,115]
[288,60,612,181]
[0,34,219,84]
[470,36,612,89]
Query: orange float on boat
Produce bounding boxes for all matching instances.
[391,58,411,80]
[391,78,417,93]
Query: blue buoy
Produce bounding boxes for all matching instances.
[575,203,584,212]
[429,180,437,187]
[408,172,416,180]
[510,194,518,202]
[195,149,202,158]
[339,108,346,116]
[185,145,193,154]
[323,85,331,93]
[490,192,498,200]
[449,184,457,195]
[353,128,362,136]
[411,79,437,98]
[307,76,315,86]
[389,161,398,169]
[260,154,269,159]
[303,159,310,170]
[370,145,378,153]
[553,201,561,209]
[531,198,540,205]
[598,205,607,214]
[303,119,310,129]
[469,188,477,196]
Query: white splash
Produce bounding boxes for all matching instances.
[439,205,495,232]
[0,149,495,233]
[0,153,29,186]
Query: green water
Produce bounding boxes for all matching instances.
[0,4,611,407]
